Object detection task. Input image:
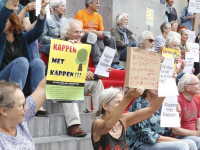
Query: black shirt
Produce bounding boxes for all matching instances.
[0,34,24,70]
[167,7,178,22]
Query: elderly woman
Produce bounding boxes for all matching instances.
[0,77,47,149]
[170,21,178,32]
[0,0,49,115]
[126,89,198,150]
[178,28,189,59]
[166,0,178,22]
[39,0,68,55]
[92,87,166,149]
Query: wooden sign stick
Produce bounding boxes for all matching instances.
[192,13,200,36]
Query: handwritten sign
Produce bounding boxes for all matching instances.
[146,8,154,26]
[158,58,178,97]
[94,46,116,77]
[160,96,180,127]
[46,39,91,102]
[183,52,195,73]
[187,30,196,42]
[36,0,51,19]
[189,0,200,13]
[125,48,161,89]
[187,42,199,62]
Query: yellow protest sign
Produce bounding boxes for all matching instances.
[146,8,154,26]
[46,39,91,102]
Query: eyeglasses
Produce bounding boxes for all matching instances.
[188,82,200,86]
[146,39,154,43]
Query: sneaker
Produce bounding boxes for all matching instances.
[111,64,124,70]
[35,110,49,117]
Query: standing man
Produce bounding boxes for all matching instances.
[111,13,137,61]
[154,23,172,52]
[74,0,124,70]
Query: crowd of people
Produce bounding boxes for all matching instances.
[0,0,200,149]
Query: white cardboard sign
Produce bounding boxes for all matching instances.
[183,52,195,73]
[187,42,199,62]
[94,46,116,77]
[158,58,178,97]
[187,30,196,43]
[160,96,180,127]
[188,0,200,13]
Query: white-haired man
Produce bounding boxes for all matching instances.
[60,19,105,137]
[172,73,200,149]
[137,31,155,51]
[154,23,172,52]
[74,0,124,70]
[111,13,137,61]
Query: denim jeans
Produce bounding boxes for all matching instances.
[137,139,197,150]
[40,44,50,55]
[176,136,200,150]
[120,41,138,61]
[28,40,40,59]
[0,57,45,95]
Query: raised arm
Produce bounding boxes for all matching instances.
[92,88,144,136]
[31,77,46,112]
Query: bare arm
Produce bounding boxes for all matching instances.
[196,118,200,130]
[83,29,105,39]
[22,17,36,31]
[124,97,165,128]
[173,127,200,137]
[31,77,46,112]
[92,88,144,136]
[156,135,184,143]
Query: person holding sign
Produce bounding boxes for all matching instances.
[59,19,108,137]
[39,0,68,55]
[91,87,167,150]
[172,73,200,149]
[126,89,198,150]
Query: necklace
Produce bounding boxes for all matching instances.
[112,125,117,133]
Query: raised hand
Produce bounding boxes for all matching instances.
[125,87,145,100]
[24,2,36,12]
[5,0,19,10]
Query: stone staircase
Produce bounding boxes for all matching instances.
[28,96,94,150]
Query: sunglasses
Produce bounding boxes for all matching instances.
[146,39,154,43]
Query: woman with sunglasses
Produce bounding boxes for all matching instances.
[0,76,47,149]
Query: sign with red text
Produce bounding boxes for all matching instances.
[125,48,161,89]
[46,39,91,102]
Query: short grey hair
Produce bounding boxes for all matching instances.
[50,0,66,10]
[166,31,181,47]
[160,22,171,33]
[0,80,20,114]
[85,0,99,7]
[170,21,177,27]
[138,31,153,49]
[116,13,128,25]
[178,73,191,93]
[178,28,188,36]
[60,18,83,41]
[92,87,124,118]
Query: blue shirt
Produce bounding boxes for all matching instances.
[126,96,172,150]
[0,96,36,150]
[0,0,29,17]
[39,12,68,44]
[119,27,129,44]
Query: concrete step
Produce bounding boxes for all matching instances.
[29,113,93,138]
[34,134,93,150]
[43,96,92,114]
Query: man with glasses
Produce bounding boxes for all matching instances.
[110,13,137,61]
[172,73,200,149]
[154,23,172,52]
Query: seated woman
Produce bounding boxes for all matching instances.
[170,21,178,32]
[92,87,166,149]
[126,89,198,150]
[0,76,47,149]
[39,0,68,55]
[0,0,49,115]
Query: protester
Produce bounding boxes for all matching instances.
[110,13,137,61]
[60,19,109,137]
[154,23,172,52]
[39,0,68,55]
[165,0,178,22]
[74,0,124,70]
[137,31,155,51]
[126,89,197,150]
[180,0,196,31]
[170,21,178,32]
[91,87,166,149]
[171,73,200,149]
[178,28,189,59]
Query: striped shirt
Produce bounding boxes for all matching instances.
[154,35,166,52]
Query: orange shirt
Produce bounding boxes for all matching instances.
[74,9,104,31]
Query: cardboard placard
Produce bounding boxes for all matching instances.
[187,42,199,62]
[46,39,91,102]
[125,48,161,89]
[183,52,195,73]
[146,8,154,26]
